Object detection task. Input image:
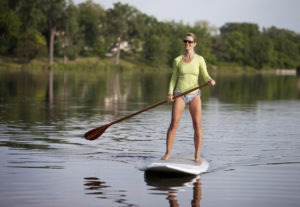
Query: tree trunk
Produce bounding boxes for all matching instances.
[115,36,121,65]
[49,27,56,66]
[63,35,68,64]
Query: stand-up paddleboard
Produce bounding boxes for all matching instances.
[145,157,209,175]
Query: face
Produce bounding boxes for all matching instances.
[183,35,196,50]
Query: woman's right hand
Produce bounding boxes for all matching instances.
[167,94,174,102]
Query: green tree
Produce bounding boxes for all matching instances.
[142,20,175,67]
[219,30,246,63]
[41,0,66,65]
[264,27,300,68]
[55,0,81,61]
[193,21,216,64]
[12,0,47,60]
[219,23,261,67]
[0,0,20,54]
[220,23,259,36]
[143,34,169,66]
[78,0,105,56]
[165,21,189,66]
[104,2,141,64]
[249,34,273,69]
[128,13,156,56]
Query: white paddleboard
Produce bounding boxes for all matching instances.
[145,158,209,175]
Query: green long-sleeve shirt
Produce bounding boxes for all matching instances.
[168,54,212,94]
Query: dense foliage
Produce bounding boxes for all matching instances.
[1,0,299,69]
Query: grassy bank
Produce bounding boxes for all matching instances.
[1,56,295,76]
[0,56,170,73]
[0,56,251,74]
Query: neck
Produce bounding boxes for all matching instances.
[184,50,195,58]
[182,50,195,63]
[184,50,194,57]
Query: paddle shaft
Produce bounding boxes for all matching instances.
[106,82,208,126]
[84,82,209,140]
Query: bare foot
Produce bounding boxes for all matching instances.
[161,154,170,160]
[195,158,202,164]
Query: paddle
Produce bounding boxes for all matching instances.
[84,82,209,140]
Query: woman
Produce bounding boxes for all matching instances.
[161,33,216,163]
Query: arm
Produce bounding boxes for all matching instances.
[168,59,179,94]
[199,56,216,85]
[167,58,179,102]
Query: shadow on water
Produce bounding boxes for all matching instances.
[144,172,202,207]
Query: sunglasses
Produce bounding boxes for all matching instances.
[183,39,194,44]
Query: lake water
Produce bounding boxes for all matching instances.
[0,69,300,207]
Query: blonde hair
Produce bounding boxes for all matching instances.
[184,33,197,43]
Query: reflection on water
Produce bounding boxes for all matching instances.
[215,74,300,103]
[144,173,202,207]
[0,69,300,207]
[0,70,299,130]
[84,177,109,196]
[84,177,136,206]
[46,69,54,108]
[104,72,129,111]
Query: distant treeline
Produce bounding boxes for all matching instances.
[1,0,300,69]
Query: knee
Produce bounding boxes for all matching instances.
[169,121,180,130]
[192,121,202,131]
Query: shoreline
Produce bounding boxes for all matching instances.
[0,56,298,76]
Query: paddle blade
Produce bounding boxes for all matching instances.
[84,124,110,140]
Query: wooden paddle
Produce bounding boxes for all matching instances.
[84,82,209,140]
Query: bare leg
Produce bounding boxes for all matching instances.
[189,95,202,163]
[161,97,185,160]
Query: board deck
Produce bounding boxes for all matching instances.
[145,158,209,175]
